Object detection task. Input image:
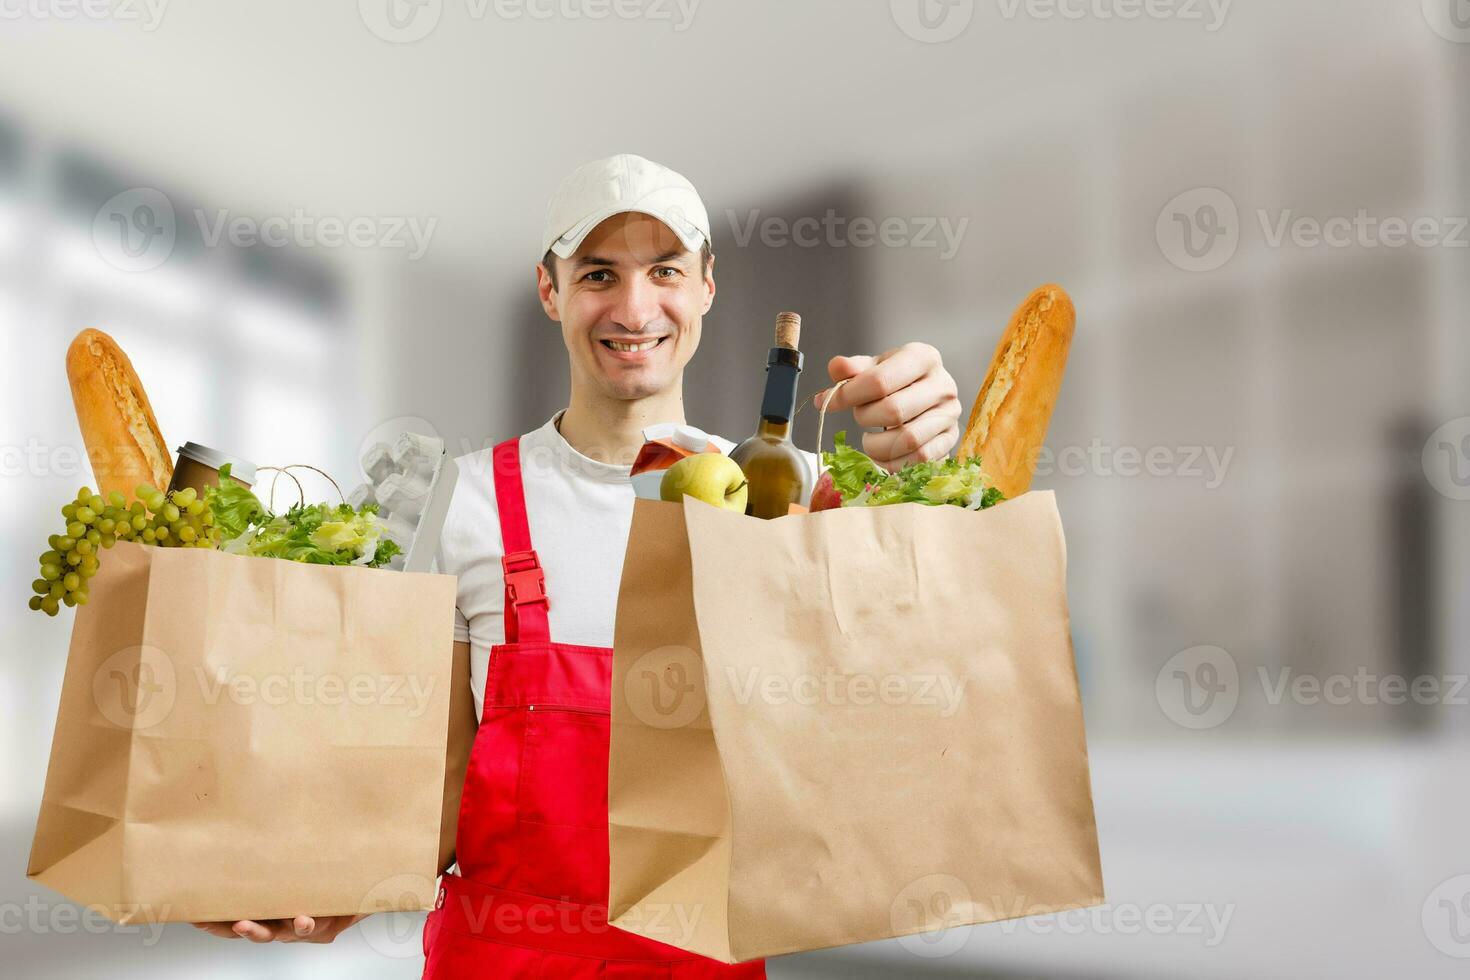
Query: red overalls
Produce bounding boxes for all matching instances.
[423,438,766,979]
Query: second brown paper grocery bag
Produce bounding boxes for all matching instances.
[608,492,1104,963]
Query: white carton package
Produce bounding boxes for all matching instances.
[378,472,431,518]
[629,423,721,501]
[362,443,395,484]
[347,432,457,573]
[348,483,377,511]
[391,432,440,479]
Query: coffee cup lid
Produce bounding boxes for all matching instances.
[175,442,258,485]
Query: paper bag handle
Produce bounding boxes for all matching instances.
[259,464,346,511]
[812,377,851,472]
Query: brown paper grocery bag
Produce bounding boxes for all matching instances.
[438,639,476,875]
[27,541,457,924]
[609,492,1103,963]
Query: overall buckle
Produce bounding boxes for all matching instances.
[501,550,548,607]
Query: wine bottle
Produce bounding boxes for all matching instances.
[729,312,812,519]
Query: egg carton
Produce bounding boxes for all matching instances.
[348,432,457,573]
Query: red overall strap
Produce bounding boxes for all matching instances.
[492,438,549,644]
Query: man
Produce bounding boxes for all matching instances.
[196,154,962,975]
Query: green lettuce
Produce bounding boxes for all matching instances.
[207,464,402,568]
[820,431,1004,510]
[205,464,268,540]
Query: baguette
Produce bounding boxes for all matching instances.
[958,284,1075,499]
[65,328,173,500]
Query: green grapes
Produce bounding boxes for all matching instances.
[29,482,220,616]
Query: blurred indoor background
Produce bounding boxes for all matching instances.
[2,1,1468,977]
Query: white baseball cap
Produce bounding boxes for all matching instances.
[541,153,711,260]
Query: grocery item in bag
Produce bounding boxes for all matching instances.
[65,328,173,500]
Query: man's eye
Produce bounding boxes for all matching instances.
[652,267,681,280]
[583,270,613,283]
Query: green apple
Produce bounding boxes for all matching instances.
[660,453,748,513]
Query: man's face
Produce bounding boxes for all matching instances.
[538,212,714,402]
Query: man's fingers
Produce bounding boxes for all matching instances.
[852,374,958,430]
[827,353,877,382]
[819,345,937,414]
[860,406,960,467]
[195,916,352,944]
[232,920,277,943]
[197,914,359,945]
[299,914,363,944]
[880,423,961,471]
[815,355,874,412]
[191,922,242,939]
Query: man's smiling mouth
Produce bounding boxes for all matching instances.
[601,338,666,353]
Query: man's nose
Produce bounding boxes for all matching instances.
[608,277,661,333]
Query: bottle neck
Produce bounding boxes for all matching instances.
[758,346,803,435]
[757,417,791,441]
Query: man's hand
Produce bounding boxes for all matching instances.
[192,914,364,944]
[815,342,961,470]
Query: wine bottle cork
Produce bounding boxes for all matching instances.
[775,312,801,350]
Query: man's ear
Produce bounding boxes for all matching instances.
[536,261,561,321]
[702,253,716,315]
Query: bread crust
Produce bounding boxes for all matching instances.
[958,284,1075,499]
[65,329,173,499]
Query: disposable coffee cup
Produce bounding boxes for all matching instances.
[168,442,258,495]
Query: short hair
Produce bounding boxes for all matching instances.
[542,240,713,292]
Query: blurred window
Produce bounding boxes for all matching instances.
[34,145,346,483]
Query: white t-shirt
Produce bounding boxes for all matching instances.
[438,413,815,720]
